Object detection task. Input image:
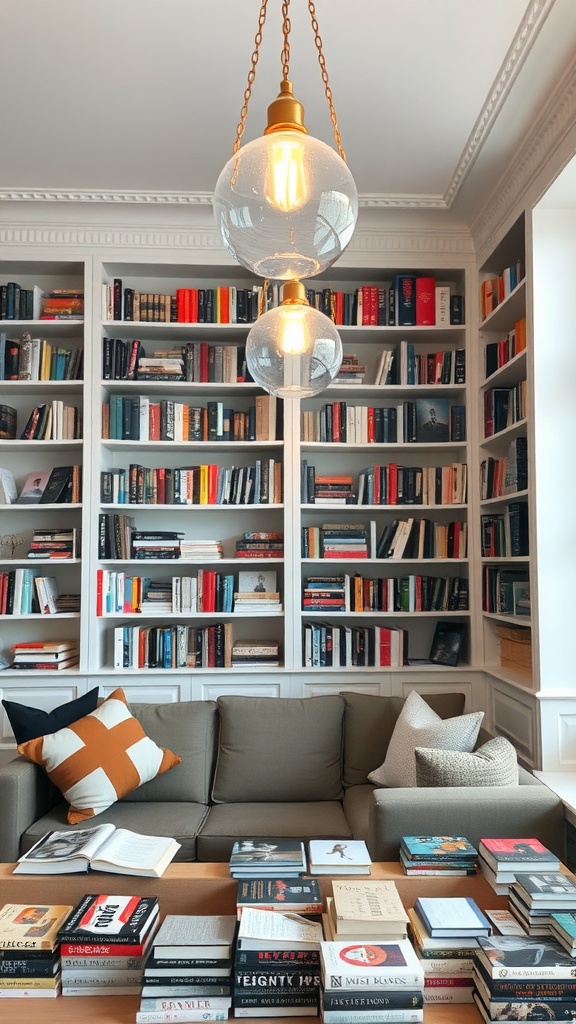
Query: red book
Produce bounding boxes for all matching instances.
[378,626,392,666]
[387,463,398,505]
[176,288,187,322]
[218,286,230,324]
[148,403,161,441]
[199,342,209,382]
[367,407,375,443]
[415,277,436,326]
[188,288,199,323]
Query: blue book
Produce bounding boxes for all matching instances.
[401,836,478,860]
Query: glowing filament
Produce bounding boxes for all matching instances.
[266,137,308,212]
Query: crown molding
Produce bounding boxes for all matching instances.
[444,0,555,207]
[0,222,474,257]
[472,53,576,253]
[0,188,450,210]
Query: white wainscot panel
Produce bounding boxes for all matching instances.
[98,677,190,704]
[491,685,538,767]
[198,679,283,700]
[394,675,476,706]
[299,676,385,699]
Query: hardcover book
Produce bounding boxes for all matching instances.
[0,904,73,950]
[512,872,576,902]
[476,934,576,979]
[320,938,424,990]
[57,894,160,945]
[413,897,490,938]
[308,840,372,875]
[413,399,450,443]
[428,622,466,666]
[13,823,181,877]
[236,878,323,918]
[330,879,409,935]
[478,838,560,874]
[152,915,237,959]
[400,836,477,860]
[229,839,307,876]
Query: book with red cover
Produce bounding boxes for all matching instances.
[415,277,436,325]
[479,838,560,874]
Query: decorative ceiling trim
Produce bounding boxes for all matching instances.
[443,0,555,206]
[0,188,449,210]
[472,54,576,253]
[0,223,474,256]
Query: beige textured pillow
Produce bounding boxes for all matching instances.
[415,735,519,787]
[368,690,484,789]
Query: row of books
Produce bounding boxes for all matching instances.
[26,526,81,559]
[480,503,529,557]
[374,516,467,560]
[96,568,282,616]
[485,317,527,376]
[480,260,525,320]
[303,620,466,668]
[302,572,468,613]
[484,382,527,438]
[18,400,81,441]
[102,337,250,384]
[103,277,465,328]
[113,621,235,669]
[480,437,528,499]
[100,458,282,508]
[0,285,83,321]
[0,569,72,616]
[0,465,81,505]
[302,398,466,446]
[482,567,530,617]
[400,341,465,385]
[103,394,279,442]
[0,334,83,381]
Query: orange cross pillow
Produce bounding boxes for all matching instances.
[18,687,181,824]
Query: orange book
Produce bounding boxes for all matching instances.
[149,403,161,441]
[218,286,230,324]
[515,316,527,352]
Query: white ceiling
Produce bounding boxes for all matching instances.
[1,0,575,226]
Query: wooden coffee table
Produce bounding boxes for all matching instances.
[0,862,507,1023]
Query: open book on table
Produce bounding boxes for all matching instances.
[13,823,181,877]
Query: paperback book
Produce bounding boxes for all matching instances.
[236,877,323,918]
[229,839,307,878]
[320,938,424,990]
[479,838,561,874]
[152,914,237,959]
[0,903,73,951]
[308,840,372,875]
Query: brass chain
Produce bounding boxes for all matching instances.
[280,0,291,81]
[232,0,346,163]
[232,0,269,156]
[307,0,346,162]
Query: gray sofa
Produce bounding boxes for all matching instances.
[0,692,566,864]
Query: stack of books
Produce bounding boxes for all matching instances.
[320,936,424,1023]
[0,902,72,999]
[313,474,357,505]
[229,840,307,880]
[508,871,576,936]
[131,530,184,560]
[57,893,160,996]
[409,896,491,1004]
[180,539,223,560]
[302,575,349,612]
[323,879,408,944]
[308,840,372,876]
[235,532,284,559]
[136,351,185,381]
[472,933,576,1023]
[139,914,236,1023]
[478,837,561,894]
[400,835,478,876]
[27,526,80,559]
[230,640,280,667]
[233,570,282,613]
[550,909,576,955]
[334,354,365,383]
[11,639,79,671]
[234,907,322,1017]
[236,878,323,920]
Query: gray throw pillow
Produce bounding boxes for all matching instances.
[368,690,484,789]
[415,735,519,787]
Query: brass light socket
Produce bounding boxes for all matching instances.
[281,280,309,306]
[265,80,308,135]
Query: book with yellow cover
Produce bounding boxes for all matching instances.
[0,904,73,950]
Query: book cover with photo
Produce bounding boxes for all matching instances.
[16,470,52,504]
[237,569,277,593]
[414,398,450,443]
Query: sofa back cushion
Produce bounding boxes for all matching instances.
[341,691,466,787]
[212,695,345,803]
[125,700,218,803]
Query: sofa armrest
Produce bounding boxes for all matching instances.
[0,756,59,862]
[369,780,567,862]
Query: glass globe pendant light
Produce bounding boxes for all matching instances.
[214,0,358,281]
[246,280,343,399]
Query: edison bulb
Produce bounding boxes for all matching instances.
[214,130,358,280]
[245,300,343,399]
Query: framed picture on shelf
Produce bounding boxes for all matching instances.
[414,398,450,443]
[429,622,466,666]
[237,570,278,594]
[513,581,531,617]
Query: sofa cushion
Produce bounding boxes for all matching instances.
[212,695,344,803]
[3,688,100,743]
[341,690,466,787]
[17,687,181,824]
[126,700,218,804]
[21,800,207,861]
[198,801,351,862]
[415,736,519,787]
[367,690,483,789]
